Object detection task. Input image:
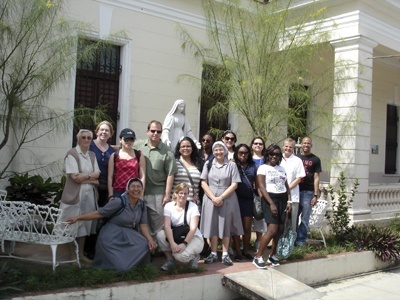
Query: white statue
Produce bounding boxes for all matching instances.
[161,99,201,151]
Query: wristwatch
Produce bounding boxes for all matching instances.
[183,241,188,246]
[314,194,318,198]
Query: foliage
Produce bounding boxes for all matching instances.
[326,171,359,240]
[178,0,351,142]
[388,214,400,232]
[5,173,63,205]
[346,224,400,262]
[0,0,124,180]
[1,260,161,295]
[0,262,22,299]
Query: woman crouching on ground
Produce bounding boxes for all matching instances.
[67,178,156,272]
[157,183,204,271]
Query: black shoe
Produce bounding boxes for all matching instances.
[234,254,243,262]
[252,256,267,269]
[267,254,280,266]
[242,252,254,260]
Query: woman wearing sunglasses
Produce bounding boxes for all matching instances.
[221,130,237,161]
[252,144,291,269]
[108,128,146,199]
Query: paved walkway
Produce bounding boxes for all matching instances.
[315,267,400,300]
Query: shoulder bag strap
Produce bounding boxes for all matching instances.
[178,159,196,197]
[241,166,256,198]
[183,200,189,226]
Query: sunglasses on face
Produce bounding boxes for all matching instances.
[149,129,162,134]
[269,152,281,157]
[81,136,92,140]
[224,136,235,142]
[124,137,135,142]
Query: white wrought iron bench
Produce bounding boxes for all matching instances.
[0,191,80,271]
[309,199,328,247]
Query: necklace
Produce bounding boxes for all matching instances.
[130,200,140,229]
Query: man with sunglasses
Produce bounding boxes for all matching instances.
[296,137,322,246]
[135,120,178,237]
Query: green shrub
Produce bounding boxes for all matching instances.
[326,171,359,240]
[346,224,400,262]
[0,262,22,299]
[5,173,63,206]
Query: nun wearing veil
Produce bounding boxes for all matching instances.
[161,99,201,151]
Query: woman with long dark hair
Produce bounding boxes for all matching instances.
[172,137,202,204]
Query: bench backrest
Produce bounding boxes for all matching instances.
[0,200,78,244]
[0,189,6,201]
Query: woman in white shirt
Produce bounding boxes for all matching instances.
[252,144,291,269]
[157,183,204,271]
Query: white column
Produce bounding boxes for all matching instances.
[330,35,378,222]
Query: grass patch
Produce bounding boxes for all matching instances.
[0,260,161,297]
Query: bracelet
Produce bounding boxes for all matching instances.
[314,195,318,198]
[183,241,188,246]
[287,201,292,203]
[108,195,114,199]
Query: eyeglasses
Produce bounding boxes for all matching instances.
[81,136,92,140]
[150,130,162,134]
[238,151,249,155]
[269,152,281,157]
[224,136,235,142]
[253,142,263,146]
[202,139,211,143]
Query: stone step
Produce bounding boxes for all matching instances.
[222,268,322,300]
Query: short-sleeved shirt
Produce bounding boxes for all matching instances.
[297,153,322,191]
[257,164,287,194]
[135,139,177,195]
[163,201,202,238]
[280,153,306,203]
[236,163,258,199]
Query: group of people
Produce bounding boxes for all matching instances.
[59,100,321,272]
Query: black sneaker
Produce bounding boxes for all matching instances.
[234,254,243,262]
[267,254,280,266]
[252,256,267,269]
[242,252,254,260]
[222,255,233,266]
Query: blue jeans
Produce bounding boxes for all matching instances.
[297,190,314,245]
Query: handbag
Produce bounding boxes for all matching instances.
[276,211,297,259]
[242,168,264,220]
[168,201,190,244]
